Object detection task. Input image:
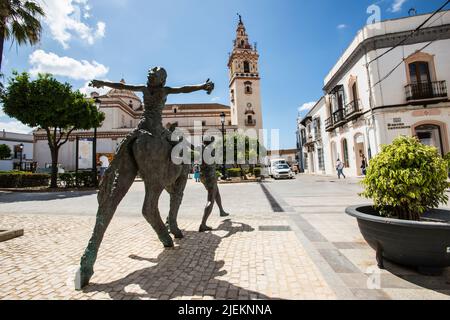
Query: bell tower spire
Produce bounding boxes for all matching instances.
[228,16,263,133]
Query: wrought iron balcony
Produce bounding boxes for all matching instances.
[332,109,346,127]
[405,81,448,101]
[345,99,363,121]
[325,117,333,132]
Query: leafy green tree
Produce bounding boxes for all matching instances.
[0,143,11,159]
[215,133,266,179]
[0,0,45,70]
[361,136,449,221]
[1,72,105,188]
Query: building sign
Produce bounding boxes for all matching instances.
[387,118,411,130]
[78,138,94,169]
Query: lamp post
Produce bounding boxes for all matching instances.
[220,112,227,180]
[19,143,24,171]
[93,98,101,188]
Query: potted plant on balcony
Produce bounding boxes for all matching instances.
[346,136,450,274]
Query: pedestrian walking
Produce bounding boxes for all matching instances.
[193,165,201,182]
[336,159,346,179]
[361,155,367,176]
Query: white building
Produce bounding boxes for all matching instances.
[34,17,265,171]
[0,130,34,171]
[298,10,450,177]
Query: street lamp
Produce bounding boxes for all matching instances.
[93,98,101,188]
[19,143,24,171]
[220,112,227,180]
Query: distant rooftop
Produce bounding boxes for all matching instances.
[164,103,231,111]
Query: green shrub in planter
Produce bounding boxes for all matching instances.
[361,136,449,220]
[254,167,262,178]
[0,172,50,188]
[227,168,242,178]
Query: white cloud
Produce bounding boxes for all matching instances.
[0,120,33,134]
[79,80,111,97]
[337,24,348,29]
[390,0,407,13]
[210,96,221,102]
[36,0,106,49]
[29,50,109,81]
[298,101,317,113]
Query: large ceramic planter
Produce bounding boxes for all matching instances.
[346,205,450,274]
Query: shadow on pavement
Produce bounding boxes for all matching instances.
[0,191,97,203]
[84,219,280,300]
[383,260,450,296]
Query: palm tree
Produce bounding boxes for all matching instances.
[0,0,44,71]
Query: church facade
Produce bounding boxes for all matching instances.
[33,18,264,171]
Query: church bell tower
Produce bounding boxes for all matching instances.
[228,15,263,133]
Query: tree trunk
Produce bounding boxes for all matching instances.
[50,147,59,189]
[0,25,5,72]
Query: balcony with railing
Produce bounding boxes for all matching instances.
[405,81,447,102]
[325,117,333,132]
[332,109,346,127]
[345,99,363,121]
[325,100,364,132]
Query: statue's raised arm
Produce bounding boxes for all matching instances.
[90,80,146,92]
[166,79,214,95]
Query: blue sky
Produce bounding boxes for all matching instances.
[0,0,447,149]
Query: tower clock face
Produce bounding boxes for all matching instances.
[247,103,252,108]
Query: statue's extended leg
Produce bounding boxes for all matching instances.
[142,183,174,248]
[166,173,188,239]
[215,189,230,217]
[199,185,217,232]
[77,143,138,290]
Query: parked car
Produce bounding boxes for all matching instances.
[272,164,295,180]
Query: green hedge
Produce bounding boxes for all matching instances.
[0,172,50,188]
[59,171,96,188]
[254,167,262,177]
[227,168,242,178]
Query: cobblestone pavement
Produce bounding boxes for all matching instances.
[0,214,334,300]
[1,176,450,300]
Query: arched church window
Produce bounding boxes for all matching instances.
[244,61,250,73]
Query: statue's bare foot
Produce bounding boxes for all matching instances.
[220,211,230,217]
[199,225,213,232]
[159,234,174,248]
[75,267,93,291]
[170,227,184,239]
